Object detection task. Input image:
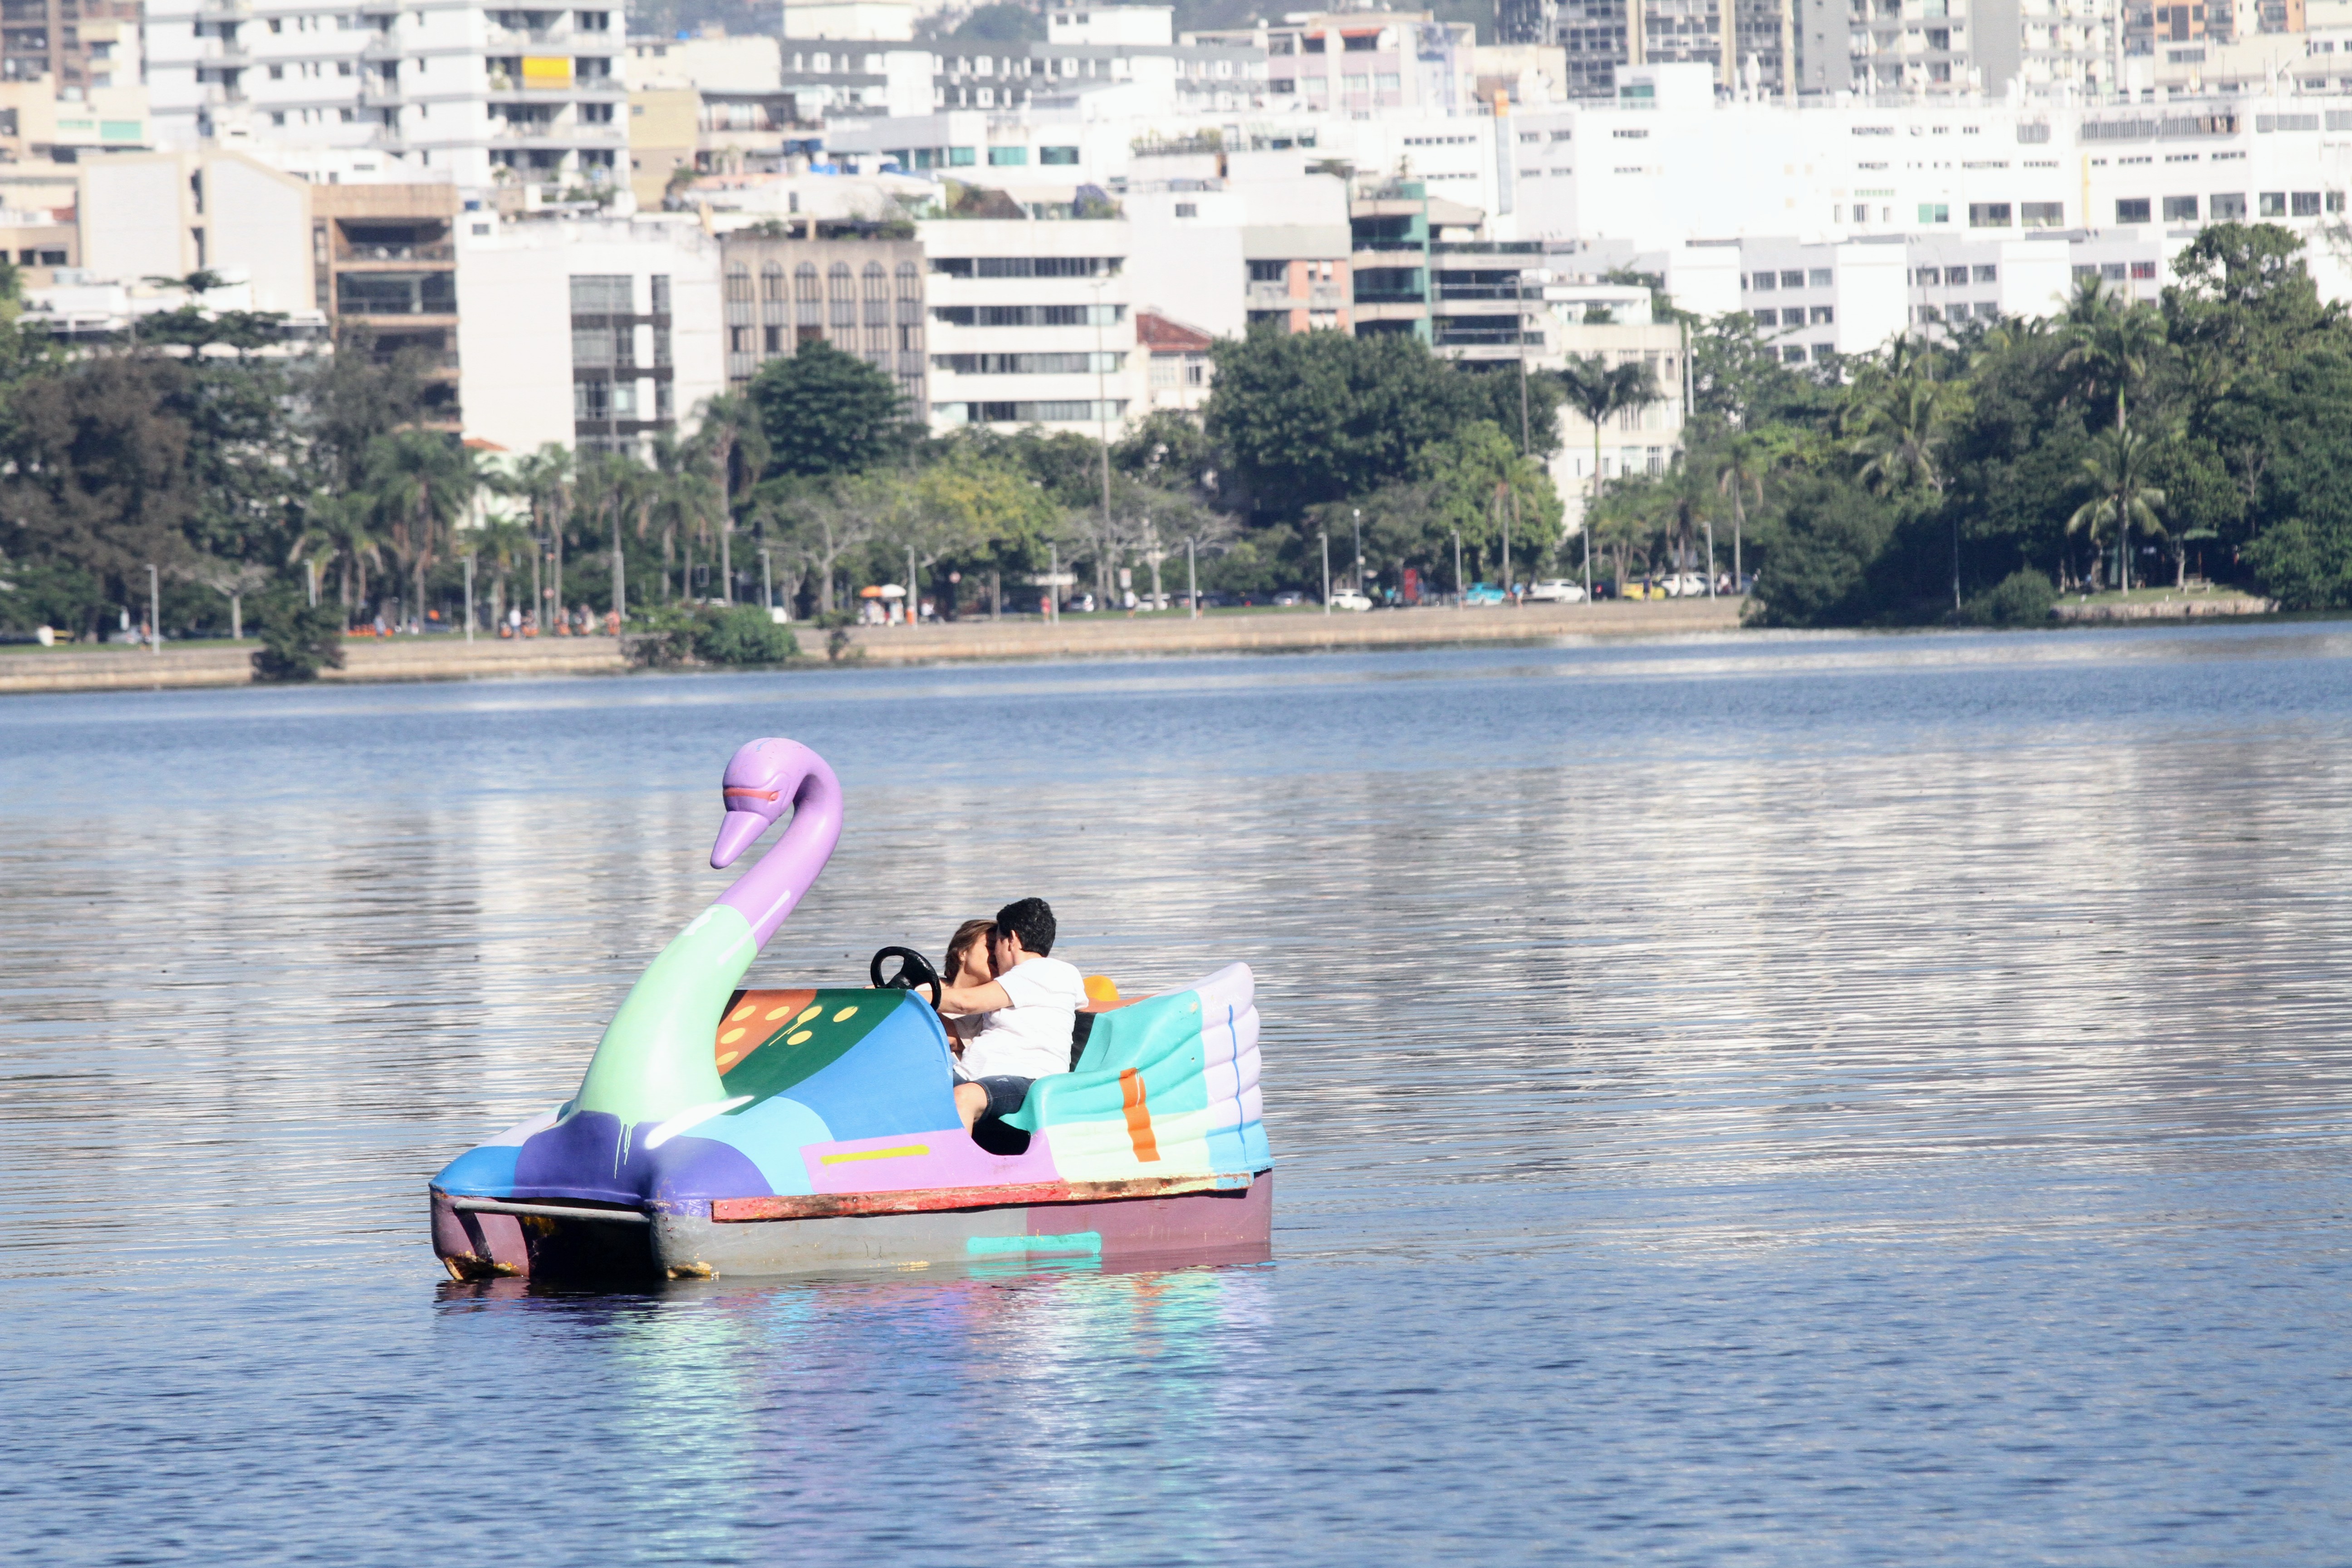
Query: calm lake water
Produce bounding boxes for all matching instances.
[5,622,2352,1565]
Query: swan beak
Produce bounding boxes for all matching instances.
[710,808,770,869]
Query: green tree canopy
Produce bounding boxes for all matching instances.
[1205,328,1555,520]
[748,340,912,478]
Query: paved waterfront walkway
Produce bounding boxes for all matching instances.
[0,599,1744,696]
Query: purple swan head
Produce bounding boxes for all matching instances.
[711,738,845,949]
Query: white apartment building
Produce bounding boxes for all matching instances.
[1648,227,2166,364]
[1796,0,2123,98]
[146,0,627,191]
[1505,69,2352,266]
[78,151,317,313]
[916,212,1141,433]
[455,213,723,456]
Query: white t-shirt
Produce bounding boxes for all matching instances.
[956,955,1087,1082]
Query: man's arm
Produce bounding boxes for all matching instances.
[936,979,1010,1015]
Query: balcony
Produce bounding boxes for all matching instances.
[337,241,455,263]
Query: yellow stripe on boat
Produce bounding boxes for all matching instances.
[820,1143,931,1166]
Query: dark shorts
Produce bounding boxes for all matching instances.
[959,1074,1034,1121]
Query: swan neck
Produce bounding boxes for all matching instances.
[714,764,842,952]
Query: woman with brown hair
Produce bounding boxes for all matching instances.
[938,918,995,1059]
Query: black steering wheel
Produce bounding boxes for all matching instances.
[869,945,942,1008]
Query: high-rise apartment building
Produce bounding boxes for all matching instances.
[145,2,627,190]
[718,223,927,412]
[2,0,139,91]
[916,213,1136,434]
[1547,0,1793,99]
[455,213,723,456]
[1799,0,2121,96]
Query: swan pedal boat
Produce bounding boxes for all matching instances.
[428,738,1273,1283]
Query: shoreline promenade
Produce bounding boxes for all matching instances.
[0,599,1744,696]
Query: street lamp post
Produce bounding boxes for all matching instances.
[907,544,918,626]
[1352,507,1363,597]
[1515,267,1535,455]
[146,563,159,655]
[305,559,318,609]
[463,554,475,642]
[1049,543,1058,622]
[1187,538,1198,620]
[1320,531,1330,614]
[761,549,773,616]
[1091,274,1114,602]
[1453,529,1463,606]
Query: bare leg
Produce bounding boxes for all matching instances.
[955,1081,988,1132]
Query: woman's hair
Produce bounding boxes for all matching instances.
[944,918,994,979]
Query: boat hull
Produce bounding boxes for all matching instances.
[432,1170,1273,1282]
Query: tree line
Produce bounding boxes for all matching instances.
[0,306,1570,652]
[10,221,2340,664]
[1648,222,2352,624]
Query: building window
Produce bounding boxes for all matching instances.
[724,265,752,303]
[1919,202,1950,223]
[862,261,888,326]
[1248,259,1287,283]
[760,263,785,302]
[1039,145,1079,164]
[573,274,631,313]
[2162,195,2198,221]
[2293,191,2322,216]
[1779,270,1803,287]
[2115,198,2152,223]
[2259,191,2287,216]
[2021,201,2062,227]
[2212,193,2246,219]
[2130,260,2157,279]
[1808,268,1831,287]
[987,146,1028,165]
[949,146,975,166]
[1749,271,1776,290]
[1810,305,1833,324]
[828,262,854,328]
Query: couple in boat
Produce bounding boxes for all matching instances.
[930,897,1087,1134]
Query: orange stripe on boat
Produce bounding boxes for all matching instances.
[1120,1069,1160,1163]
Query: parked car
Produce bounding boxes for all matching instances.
[1064,592,1098,613]
[1328,587,1374,612]
[1272,590,1307,608]
[1659,574,1708,598]
[1526,578,1588,603]
[1460,582,1507,607]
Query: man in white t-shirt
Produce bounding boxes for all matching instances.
[931,897,1087,1132]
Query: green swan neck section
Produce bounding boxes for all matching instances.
[572,905,756,1122]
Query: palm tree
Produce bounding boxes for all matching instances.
[510,444,573,629]
[693,394,768,605]
[366,431,478,632]
[1845,348,1970,612]
[2056,286,2166,590]
[1557,355,1659,601]
[1713,429,1776,592]
[475,514,533,632]
[2068,424,2170,595]
[289,490,382,624]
